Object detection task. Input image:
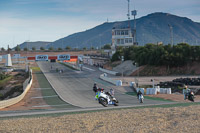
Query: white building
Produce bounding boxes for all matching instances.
[112,28,134,47]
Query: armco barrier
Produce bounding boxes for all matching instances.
[0,70,33,109]
[100,74,122,86]
[99,68,118,75]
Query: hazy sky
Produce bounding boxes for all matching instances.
[0,0,200,48]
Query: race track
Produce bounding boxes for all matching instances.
[37,61,173,108]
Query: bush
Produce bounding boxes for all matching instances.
[0,85,23,100]
[0,73,9,80]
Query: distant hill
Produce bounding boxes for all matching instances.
[17,41,51,50]
[47,12,200,49]
[17,12,200,50]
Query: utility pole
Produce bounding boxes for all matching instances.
[168,24,173,45]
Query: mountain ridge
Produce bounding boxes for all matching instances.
[18,12,200,49]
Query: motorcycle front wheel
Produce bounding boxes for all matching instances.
[99,97,108,107]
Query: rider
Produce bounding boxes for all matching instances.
[95,88,104,100]
[137,89,142,99]
[93,82,98,93]
[110,88,114,96]
[184,86,190,100]
[105,88,114,99]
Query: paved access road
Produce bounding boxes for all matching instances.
[37,62,173,108]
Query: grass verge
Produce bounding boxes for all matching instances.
[34,68,79,109]
[30,67,40,72]
[0,76,13,86]
[125,92,174,102]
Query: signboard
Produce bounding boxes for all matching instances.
[0,56,2,61]
[57,54,70,61]
[13,54,20,58]
[36,55,48,61]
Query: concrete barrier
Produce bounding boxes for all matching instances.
[99,68,118,75]
[0,70,33,109]
[100,74,122,86]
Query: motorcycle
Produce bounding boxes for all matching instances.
[188,92,195,102]
[184,91,195,102]
[138,94,144,103]
[97,92,119,107]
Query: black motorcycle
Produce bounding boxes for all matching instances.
[185,91,195,102]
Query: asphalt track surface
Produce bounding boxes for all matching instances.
[37,61,173,108]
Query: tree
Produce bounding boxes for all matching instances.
[103,44,111,49]
[58,47,62,51]
[24,47,28,51]
[32,47,36,51]
[1,47,5,51]
[111,51,121,62]
[65,46,71,50]
[48,47,54,51]
[90,46,94,50]
[40,47,45,50]
[15,46,21,51]
[83,47,87,50]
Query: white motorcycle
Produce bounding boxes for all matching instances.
[97,92,119,107]
[138,94,144,103]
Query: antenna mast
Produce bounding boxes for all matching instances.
[127,0,130,28]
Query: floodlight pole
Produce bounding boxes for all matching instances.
[168,24,173,45]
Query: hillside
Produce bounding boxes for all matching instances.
[17,41,51,50]
[47,12,200,49]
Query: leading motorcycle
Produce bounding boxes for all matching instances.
[96,91,119,107]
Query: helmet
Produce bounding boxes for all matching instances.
[97,88,101,91]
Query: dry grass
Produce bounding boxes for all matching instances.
[0,105,200,133]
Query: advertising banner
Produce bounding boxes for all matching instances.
[13,54,20,58]
[35,55,48,61]
[57,54,70,61]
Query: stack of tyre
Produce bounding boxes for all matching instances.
[158,81,185,88]
[173,78,200,86]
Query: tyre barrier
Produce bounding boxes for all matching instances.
[0,69,33,109]
[173,78,200,86]
[158,81,185,88]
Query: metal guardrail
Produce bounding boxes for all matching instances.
[0,69,33,109]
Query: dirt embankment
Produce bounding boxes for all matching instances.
[0,62,51,111]
[0,71,27,100]
[131,62,200,76]
[0,105,200,132]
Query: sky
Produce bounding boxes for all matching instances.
[0,0,200,48]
